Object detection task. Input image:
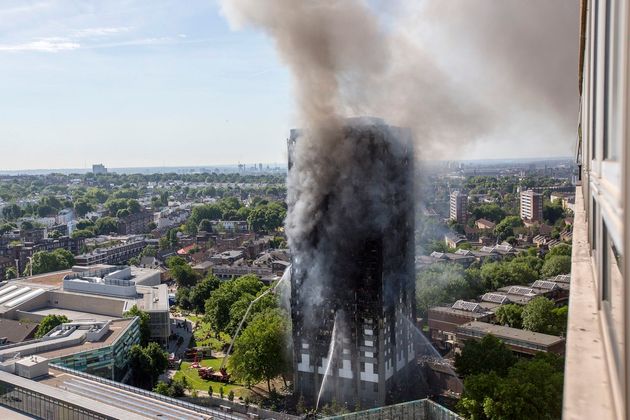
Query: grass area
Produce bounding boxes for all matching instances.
[174,359,250,398]
[188,316,231,351]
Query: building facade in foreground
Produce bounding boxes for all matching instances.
[564,1,629,419]
[288,118,416,408]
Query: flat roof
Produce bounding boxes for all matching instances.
[458,321,564,346]
[0,370,144,420]
[429,306,490,318]
[133,284,169,312]
[41,368,244,419]
[35,318,134,360]
[0,318,38,343]
[13,270,73,287]
[27,307,115,323]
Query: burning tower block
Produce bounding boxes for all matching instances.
[287,117,416,409]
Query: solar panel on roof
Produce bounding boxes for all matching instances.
[508,286,535,296]
[452,300,481,312]
[482,293,509,304]
[531,280,559,290]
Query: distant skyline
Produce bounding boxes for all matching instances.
[0,0,579,170]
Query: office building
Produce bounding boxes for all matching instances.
[520,190,543,223]
[449,191,468,224]
[564,1,629,419]
[288,118,416,408]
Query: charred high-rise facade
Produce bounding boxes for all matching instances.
[287,117,416,409]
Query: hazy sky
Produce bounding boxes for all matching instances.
[0,0,579,171]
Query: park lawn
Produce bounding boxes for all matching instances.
[174,360,249,398]
[190,318,231,351]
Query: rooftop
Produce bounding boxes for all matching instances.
[458,321,564,347]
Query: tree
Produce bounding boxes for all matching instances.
[228,308,289,392]
[543,201,565,225]
[470,203,506,223]
[124,305,151,346]
[204,275,266,333]
[546,244,572,259]
[521,297,557,334]
[551,306,569,335]
[175,287,192,310]
[129,343,169,389]
[95,217,119,235]
[170,264,199,288]
[454,335,516,377]
[86,188,109,204]
[416,263,473,317]
[494,216,523,241]
[541,255,571,277]
[140,245,157,258]
[166,255,187,268]
[35,314,70,338]
[247,201,287,232]
[153,381,172,396]
[188,275,221,313]
[73,198,94,217]
[494,304,524,329]
[4,267,17,280]
[31,249,75,275]
[198,219,213,233]
[2,204,23,221]
[71,228,95,239]
[459,355,564,420]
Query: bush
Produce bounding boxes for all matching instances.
[227,390,235,401]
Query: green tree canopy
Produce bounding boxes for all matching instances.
[470,203,507,223]
[73,198,94,217]
[416,263,474,317]
[170,264,199,288]
[94,216,119,235]
[493,216,523,241]
[129,343,169,389]
[228,308,289,392]
[188,275,221,313]
[454,335,516,378]
[458,354,564,420]
[124,304,151,346]
[494,304,524,329]
[541,255,571,277]
[31,249,75,275]
[521,297,558,334]
[2,204,23,221]
[35,314,70,338]
[543,201,566,225]
[204,275,266,333]
[546,244,572,259]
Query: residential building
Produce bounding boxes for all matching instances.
[456,321,565,356]
[92,164,107,175]
[74,239,146,266]
[475,218,496,230]
[117,211,153,235]
[449,191,468,224]
[565,1,629,418]
[428,301,493,345]
[289,118,416,408]
[520,190,543,223]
